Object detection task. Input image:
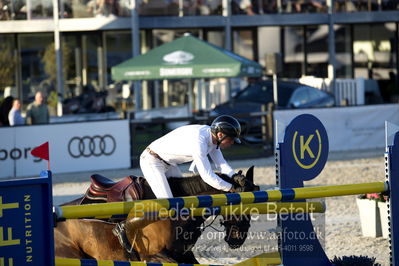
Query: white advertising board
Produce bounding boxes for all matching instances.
[0,120,130,179]
[274,104,399,151]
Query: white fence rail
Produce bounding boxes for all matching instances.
[335,78,365,106]
[298,76,366,106]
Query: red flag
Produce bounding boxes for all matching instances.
[31,142,49,161]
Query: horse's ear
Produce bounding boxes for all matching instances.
[246,166,254,183]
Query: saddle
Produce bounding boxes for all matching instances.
[81,174,144,204]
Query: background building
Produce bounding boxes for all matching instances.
[0,0,398,115]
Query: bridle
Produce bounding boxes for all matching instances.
[199,215,224,233]
[112,221,141,261]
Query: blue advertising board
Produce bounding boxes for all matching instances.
[281,113,329,187]
[0,171,54,266]
[279,114,330,265]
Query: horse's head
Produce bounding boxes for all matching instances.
[221,166,259,249]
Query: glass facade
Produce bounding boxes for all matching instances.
[19,33,53,103]
[205,29,225,47]
[138,0,222,16]
[0,0,27,20]
[306,25,328,77]
[257,27,281,67]
[0,0,53,20]
[0,0,397,21]
[0,34,16,92]
[105,31,132,84]
[31,0,53,18]
[353,23,398,100]
[61,0,131,18]
[233,29,257,61]
[104,31,133,110]
[335,24,352,78]
[284,26,305,78]
[353,23,395,80]
[335,0,398,12]
[61,33,102,95]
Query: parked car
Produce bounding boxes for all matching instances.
[210,80,335,143]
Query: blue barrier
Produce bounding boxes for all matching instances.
[0,171,55,266]
[277,114,398,265]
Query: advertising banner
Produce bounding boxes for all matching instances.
[0,172,54,265]
[274,104,399,152]
[0,120,130,179]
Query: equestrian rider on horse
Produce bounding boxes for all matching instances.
[140,115,245,199]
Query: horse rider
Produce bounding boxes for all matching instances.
[140,115,245,199]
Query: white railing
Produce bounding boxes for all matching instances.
[298,76,366,106]
[335,78,365,106]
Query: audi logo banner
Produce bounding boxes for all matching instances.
[0,120,130,179]
[68,135,117,158]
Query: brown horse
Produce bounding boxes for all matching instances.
[54,167,259,263]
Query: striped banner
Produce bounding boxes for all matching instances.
[55,258,222,266]
[56,182,386,220]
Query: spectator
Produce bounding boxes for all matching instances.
[26,91,49,125]
[233,0,256,15]
[8,99,25,126]
[195,0,211,15]
[87,0,119,17]
[295,0,324,12]
[0,95,14,126]
[0,1,11,20]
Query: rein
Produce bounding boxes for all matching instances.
[199,215,224,233]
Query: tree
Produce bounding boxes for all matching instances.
[0,42,16,92]
[42,42,72,82]
[41,41,73,109]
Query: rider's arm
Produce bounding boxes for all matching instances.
[191,138,233,192]
[209,148,235,177]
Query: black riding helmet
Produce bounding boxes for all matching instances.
[211,115,241,148]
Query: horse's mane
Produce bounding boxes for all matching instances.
[167,173,233,197]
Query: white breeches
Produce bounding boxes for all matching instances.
[139,149,182,198]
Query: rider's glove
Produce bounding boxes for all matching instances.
[232,170,246,187]
[229,184,245,193]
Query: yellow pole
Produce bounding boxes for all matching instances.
[292,182,387,199]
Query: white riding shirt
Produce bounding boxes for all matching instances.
[148,124,235,191]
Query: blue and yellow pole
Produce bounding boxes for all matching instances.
[56,182,386,220]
